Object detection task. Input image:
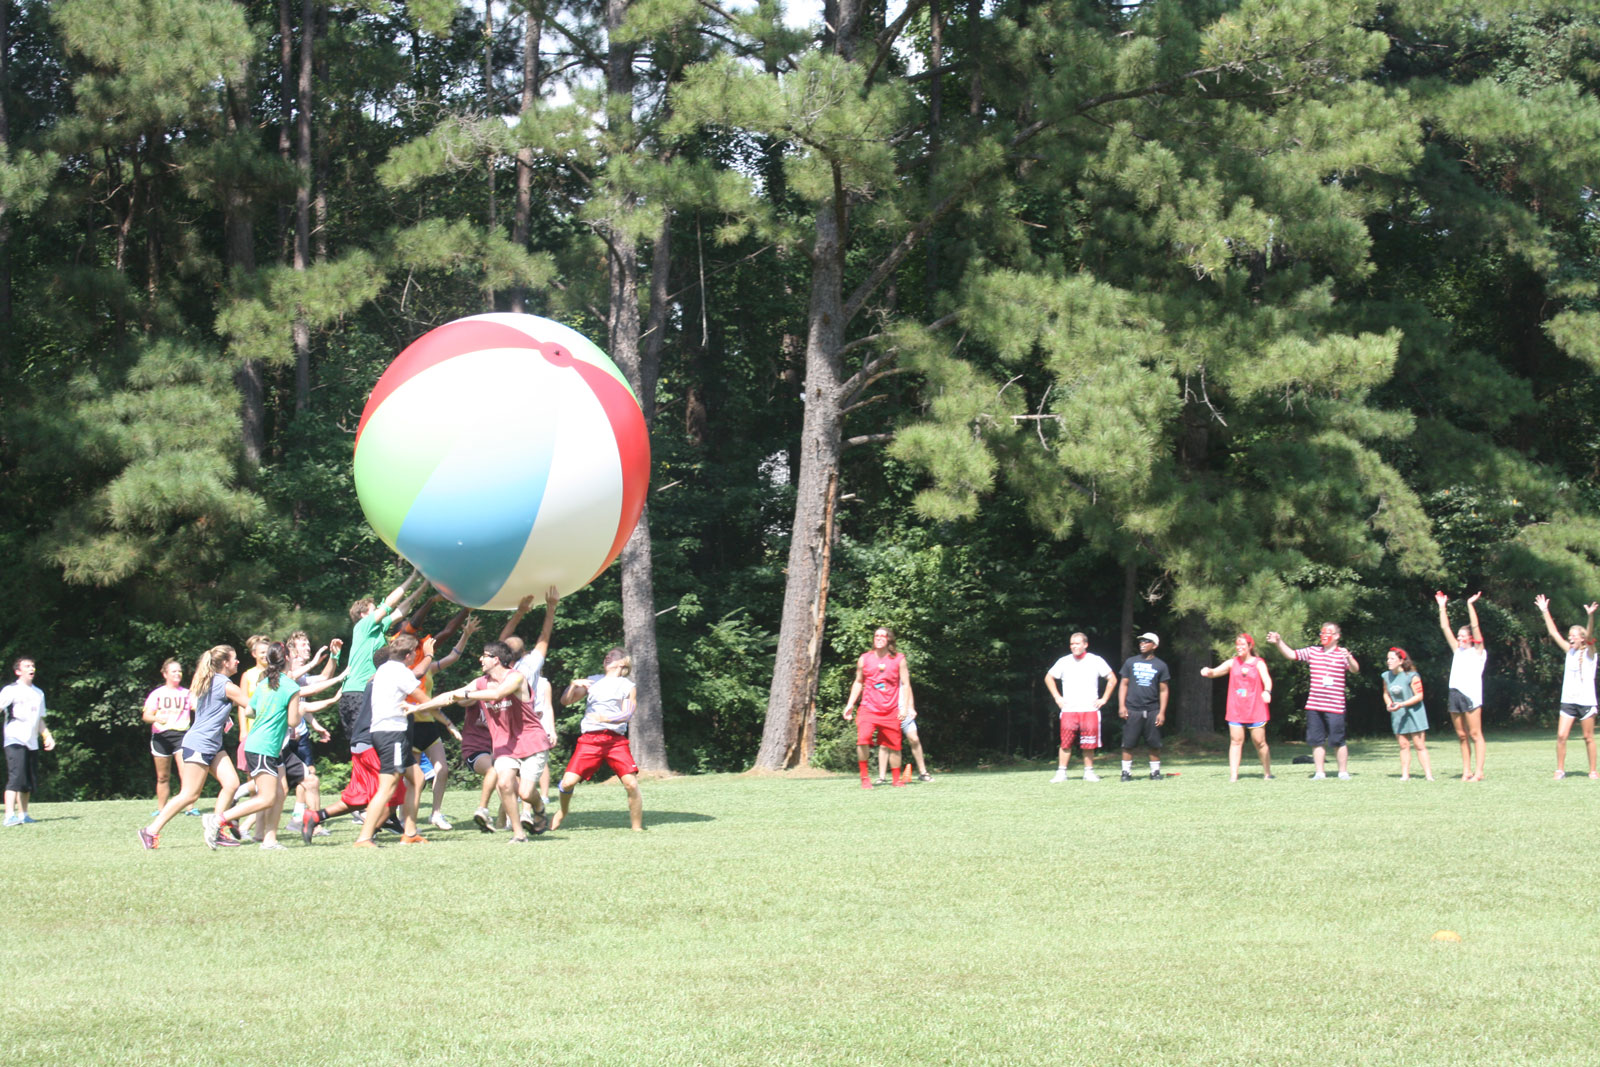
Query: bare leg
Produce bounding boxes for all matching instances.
[1585,716,1598,776]
[152,754,172,809]
[145,759,210,836]
[620,772,643,831]
[426,740,450,815]
[1450,712,1470,779]
[1413,733,1432,780]
[1251,727,1272,777]
[1557,713,1574,775]
[213,759,241,823]
[494,761,525,840]
[356,775,401,843]
[1312,745,1327,776]
[549,770,581,830]
[1335,744,1349,775]
[908,734,928,776]
[402,765,423,836]
[876,745,888,781]
[1398,733,1412,779]
[1465,708,1485,779]
[1228,725,1244,780]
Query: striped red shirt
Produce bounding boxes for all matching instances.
[1295,646,1350,714]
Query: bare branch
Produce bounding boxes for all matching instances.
[864,0,929,85]
[844,432,895,450]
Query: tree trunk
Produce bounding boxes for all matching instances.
[1119,559,1136,663]
[754,194,848,770]
[292,0,314,412]
[1172,610,1215,734]
[482,0,496,307]
[224,88,264,466]
[0,0,13,337]
[510,0,542,314]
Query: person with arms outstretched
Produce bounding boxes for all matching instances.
[1266,623,1359,779]
[1535,593,1597,780]
[1437,592,1487,780]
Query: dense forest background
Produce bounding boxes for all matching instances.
[3,0,1599,799]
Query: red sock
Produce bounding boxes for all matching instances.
[892,766,903,785]
[858,760,870,781]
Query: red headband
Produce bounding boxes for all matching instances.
[1389,647,1409,660]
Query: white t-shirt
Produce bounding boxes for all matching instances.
[1561,647,1597,708]
[580,675,636,734]
[1447,647,1486,707]
[1047,654,1113,713]
[515,650,545,694]
[368,660,420,734]
[534,677,555,740]
[0,683,47,749]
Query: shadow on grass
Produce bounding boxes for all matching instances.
[551,809,714,831]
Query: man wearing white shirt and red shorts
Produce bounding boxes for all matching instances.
[1045,634,1115,782]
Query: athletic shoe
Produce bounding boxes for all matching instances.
[1554,770,1567,780]
[859,779,873,790]
[473,807,494,833]
[2,815,18,826]
[1150,770,1164,781]
[1263,774,1275,780]
[508,836,529,844]
[215,833,245,848]
[1049,770,1068,783]
[530,810,550,835]
[259,841,287,851]
[300,811,321,845]
[20,814,36,824]
[150,809,160,818]
[1082,770,1100,782]
[1120,770,1133,782]
[220,820,242,842]
[429,812,453,830]
[1310,772,1327,780]
[381,813,405,836]
[874,777,888,787]
[521,810,537,836]
[202,813,221,849]
[1337,771,1351,780]
[917,773,932,782]
[138,828,159,850]
[312,825,331,837]
[232,783,252,803]
[184,807,203,817]
[350,813,365,828]
[400,834,428,845]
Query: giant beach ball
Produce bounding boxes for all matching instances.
[353,313,649,609]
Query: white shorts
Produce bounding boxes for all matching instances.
[493,751,549,783]
[900,717,919,740]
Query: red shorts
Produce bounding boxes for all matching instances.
[565,732,639,781]
[235,740,249,773]
[340,748,408,809]
[856,713,902,751]
[1059,711,1100,751]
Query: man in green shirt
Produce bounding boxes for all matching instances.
[336,567,424,741]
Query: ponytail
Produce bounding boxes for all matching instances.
[191,645,235,697]
[264,642,288,691]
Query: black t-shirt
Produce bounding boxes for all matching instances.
[1119,655,1170,715]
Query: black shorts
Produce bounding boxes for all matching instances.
[150,730,186,758]
[411,719,446,753]
[1304,709,1347,748]
[465,750,493,771]
[244,751,281,779]
[337,691,366,739]
[1559,702,1598,722]
[1448,689,1481,716]
[372,730,414,775]
[279,743,309,789]
[4,744,38,793]
[181,745,223,768]
[1120,710,1163,751]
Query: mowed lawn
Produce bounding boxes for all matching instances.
[3,731,1598,1066]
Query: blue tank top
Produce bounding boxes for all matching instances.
[183,675,233,752]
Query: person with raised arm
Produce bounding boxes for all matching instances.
[334,566,424,745]
[351,632,436,846]
[1437,592,1488,781]
[1266,623,1359,780]
[1535,594,1598,780]
[1200,634,1274,781]
[138,646,249,849]
[550,648,642,831]
[205,642,302,850]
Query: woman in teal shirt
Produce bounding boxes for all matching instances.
[1383,648,1432,781]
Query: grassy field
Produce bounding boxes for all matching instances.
[2,730,1598,1065]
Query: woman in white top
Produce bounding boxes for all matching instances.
[1535,594,1598,779]
[1437,592,1488,781]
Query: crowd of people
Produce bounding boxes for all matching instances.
[84,566,645,849]
[3,586,1597,831]
[1042,592,1597,783]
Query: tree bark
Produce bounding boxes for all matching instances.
[1172,610,1215,734]
[224,86,264,466]
[754,190,848,770]
[510,0,542,314]
[292,0,314,413]
[1119,559,1136,664]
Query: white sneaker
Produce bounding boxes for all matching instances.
[1082,770,1100,782]
[1337,771,1351,780]
[289,815,304,830]
[1311,772,1327,780]
[429,812,453,831]
[1049,770,1068,783]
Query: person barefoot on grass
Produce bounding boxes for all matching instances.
[1045,633,1115,783]
[843,627,913,789]
[1535,594,1598,780]
[551,649,642,832]
[1437,592,1488,781]
[141,658,195,817]
[139,647,248,849]
[1382,648,1432,782]
[1201,634,1273,781]
[2,657,54,826]
[205,642,302,850]
[1267,624,1359,780]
